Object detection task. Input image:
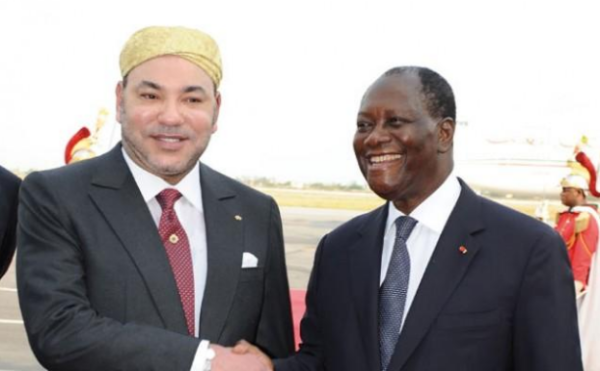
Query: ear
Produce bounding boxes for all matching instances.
[115,82,124,124]
[211,91,222,133]
[437,118,455,153]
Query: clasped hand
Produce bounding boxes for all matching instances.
[210,340,273,371]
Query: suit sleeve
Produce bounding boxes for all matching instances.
[17,172,200,371]
[274,235,326,371]
[513,229,584,371]
[255,199,295,357]
[0,169,20,279]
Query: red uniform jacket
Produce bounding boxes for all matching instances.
[556,206,599,286]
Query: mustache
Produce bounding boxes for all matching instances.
[147,126,195,137]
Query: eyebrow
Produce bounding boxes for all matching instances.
[136,80,161,90]
[183,85,207,94]
[136,80,207,94]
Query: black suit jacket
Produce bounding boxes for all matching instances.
[277,180,583,371]
[17,145,294,371]
[0,164,20,279]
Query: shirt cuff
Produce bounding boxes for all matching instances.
[191,340,210,371]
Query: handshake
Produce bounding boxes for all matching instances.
[210,340,274,371]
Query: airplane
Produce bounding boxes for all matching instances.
[454,121,598,200]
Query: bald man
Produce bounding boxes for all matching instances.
[17,26,293,371]
[235,66,583,371]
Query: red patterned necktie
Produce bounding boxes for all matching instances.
[156,189,195,336]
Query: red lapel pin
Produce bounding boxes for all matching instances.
[459,245,468,255]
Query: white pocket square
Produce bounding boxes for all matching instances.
[242,252,259,268]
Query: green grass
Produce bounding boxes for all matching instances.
[258,187,564,220]
[258,188,384,211]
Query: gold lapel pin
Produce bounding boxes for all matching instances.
[459,245,468,255]
[234,215,243,221]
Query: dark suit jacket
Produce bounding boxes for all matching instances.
[277,180,583,371]
[17,145,294,371]
[0,164,20,279]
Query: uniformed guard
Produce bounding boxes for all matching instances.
[555,141,600,370]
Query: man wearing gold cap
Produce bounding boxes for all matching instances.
[556,158,599,294]
[555,147,600,371]
[17,26,294,371]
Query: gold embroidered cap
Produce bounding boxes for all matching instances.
[119,26,222,88]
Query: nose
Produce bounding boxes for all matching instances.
[364,124,391,147]
[158,99,184,126]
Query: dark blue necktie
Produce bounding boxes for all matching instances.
[379,216,417,371]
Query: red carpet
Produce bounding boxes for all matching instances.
[290,289,307,349]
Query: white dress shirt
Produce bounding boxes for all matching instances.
[122,149,208,337]
[379,172,461,333]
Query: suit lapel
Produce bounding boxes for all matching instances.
[88,145,189,334]
[198,164,244,341]
[348,205,388,371]
[388,182,485,371]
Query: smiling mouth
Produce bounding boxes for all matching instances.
[368,154,403,164]
[154,135,186,143]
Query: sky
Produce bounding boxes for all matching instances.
[0,0,599,186]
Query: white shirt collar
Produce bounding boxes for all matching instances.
[386,171,461,234]
[122,148,203,212]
